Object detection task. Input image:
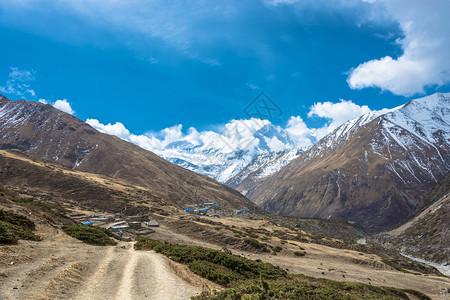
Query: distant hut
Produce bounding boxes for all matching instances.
[128,222,142,229]
[144,220,159,227]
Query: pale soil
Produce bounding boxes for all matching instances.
[0,226,205,300]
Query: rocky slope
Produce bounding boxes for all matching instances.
[226,148,304,195]
[242,93,450,231]
[0,95,254,210]
[373,173,449,263]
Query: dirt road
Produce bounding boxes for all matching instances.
[76,242,200,300]
[0,229,202,300]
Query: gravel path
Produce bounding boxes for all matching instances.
[75,242,200,300]
[0,232,201,300]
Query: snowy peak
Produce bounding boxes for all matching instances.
[226,148,305,192]
[382,93,450,145]
[152,119,306,183]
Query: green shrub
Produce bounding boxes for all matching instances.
[63,224,117,246]
[135,237,430,299]
[294,251,306,256]
[0,210,41,244]
[402,289,432,300]
[244,238,269,252]
[0,209,35,229]
[188,260,244,286]
[193,276,430,300]
[9,197,69,222]
[0,222,17,244]
[135,237,286,284]
[273,246,282,253]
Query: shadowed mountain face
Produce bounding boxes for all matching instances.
[0,95,254,210]
[241,93,450,232]
[373,173,450,264]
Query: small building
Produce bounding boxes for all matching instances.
[90,217,111,222]
[128,222,142,229]
[234,209,250,215]
[127,215,149,222]
[81,221,93,225]
[110,225,130,231]
[144,220,159,227]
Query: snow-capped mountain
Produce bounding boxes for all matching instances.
[240,93,450,231]
[150,120,308,183]
[226,148,304,193]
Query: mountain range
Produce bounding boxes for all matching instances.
[234,93,449,231]
[1,92,449,233]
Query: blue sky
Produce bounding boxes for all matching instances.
[0,0,449,141]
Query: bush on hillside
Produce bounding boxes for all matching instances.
[135,237,432,299]
[134,237,286,286]
[63,224,117,246]
[0,210,41,244]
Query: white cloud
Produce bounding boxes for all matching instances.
[0,67,36,98]
[9,67,34,82]
[285,116,314,147]
[1,68,75,115]
[38,98,75,115]
[86,99,375,156]
[347,0,450,96]
[86,119,130,139]
[52,99,75,115]
[246,82,259,90]
[265,136,286,152]
[308,99,371,138]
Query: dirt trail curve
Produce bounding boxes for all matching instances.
[75,242,200,300]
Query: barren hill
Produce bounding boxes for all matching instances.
[0,95,254,210]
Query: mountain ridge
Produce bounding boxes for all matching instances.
[0,94,255,210]
[238,93,450,231]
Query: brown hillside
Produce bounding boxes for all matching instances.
[0,95,254,210]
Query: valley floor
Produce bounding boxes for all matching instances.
[1,215,449,300]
